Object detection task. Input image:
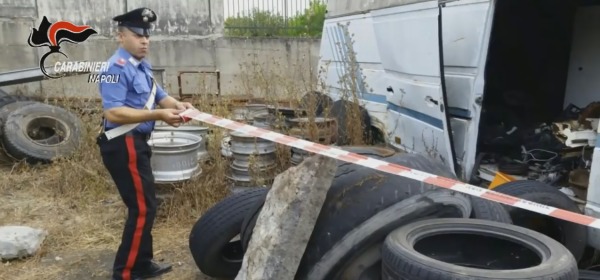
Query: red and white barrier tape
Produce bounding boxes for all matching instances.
[181,109,600,230]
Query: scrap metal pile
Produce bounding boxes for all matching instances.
[218,102,339,189]
[476,101,600,205]
[0,89,84,165]
[186,96,600,280]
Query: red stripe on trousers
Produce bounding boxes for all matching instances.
[122,135,147,280]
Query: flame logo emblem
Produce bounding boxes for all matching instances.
[28,16,98,78]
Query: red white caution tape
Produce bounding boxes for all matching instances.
[181,109,600,230]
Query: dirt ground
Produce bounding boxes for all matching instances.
[0,162,222,280]
[0,110,232,280]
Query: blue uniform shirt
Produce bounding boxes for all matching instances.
[99,47,168,134]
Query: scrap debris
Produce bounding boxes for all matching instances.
[476,102,600,203]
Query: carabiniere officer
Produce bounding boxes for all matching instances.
[96,7,196,280]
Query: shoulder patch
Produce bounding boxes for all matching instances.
[115,58,127,67]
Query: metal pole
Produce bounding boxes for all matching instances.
[285,0,288,28]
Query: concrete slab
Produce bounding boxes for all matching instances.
[146,38,217,68]
[0,19,35,46]
[35,0,125,37]
[0,0,37,18]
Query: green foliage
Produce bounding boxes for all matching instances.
[224,0,326,37]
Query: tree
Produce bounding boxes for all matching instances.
[224,0,327,38]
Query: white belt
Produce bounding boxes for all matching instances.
[104,79,157,140]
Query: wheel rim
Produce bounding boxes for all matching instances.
[25,116,70,146]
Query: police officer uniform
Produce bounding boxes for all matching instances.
[96,7,172,280]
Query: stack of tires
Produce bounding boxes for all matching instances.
[188,147,586,280]
[0,88,84,164]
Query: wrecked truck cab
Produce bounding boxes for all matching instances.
[317,0,600,251]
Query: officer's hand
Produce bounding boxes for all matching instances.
[157,109,185,127]
[176,102,195,110]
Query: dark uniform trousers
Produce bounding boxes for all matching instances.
[97,131,156,280]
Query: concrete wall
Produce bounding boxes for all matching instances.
[0,0,321,100]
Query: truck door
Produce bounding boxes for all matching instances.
[372,0,458,173]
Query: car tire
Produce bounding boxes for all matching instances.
[0,88,8,98]
[0,101,41,164]
[0,101,39,133]
[242,151,436,250]
[493,180,587,262]
[189,187,268,278]
[469,196,513,224]
[305,189,472,280]
[0,95,33,109]
[381,218,579,280]
[240,145,399,249]
[300,90,333,117]
[1,103,84,164]
[327,99,372,145]
[241,152,461,279]
[240,195,264,251]
[579,269,600,280]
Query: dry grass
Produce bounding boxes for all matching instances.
[0,35,374,280]
[0,103,227,280]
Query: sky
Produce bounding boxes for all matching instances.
[223,0,316,19]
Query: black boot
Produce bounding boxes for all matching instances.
[133,261,173,279]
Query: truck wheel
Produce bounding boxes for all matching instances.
[0,101,38,132]
[381,218,578,280]
[305,190,472,280]
[1,103,83,164]
[0,95,33,109]
[189,187,268,278]
[0,102,62,146]
[493,180,587,262]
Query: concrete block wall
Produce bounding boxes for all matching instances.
[0,0,321,100]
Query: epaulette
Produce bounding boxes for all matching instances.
[114,58,127,68]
